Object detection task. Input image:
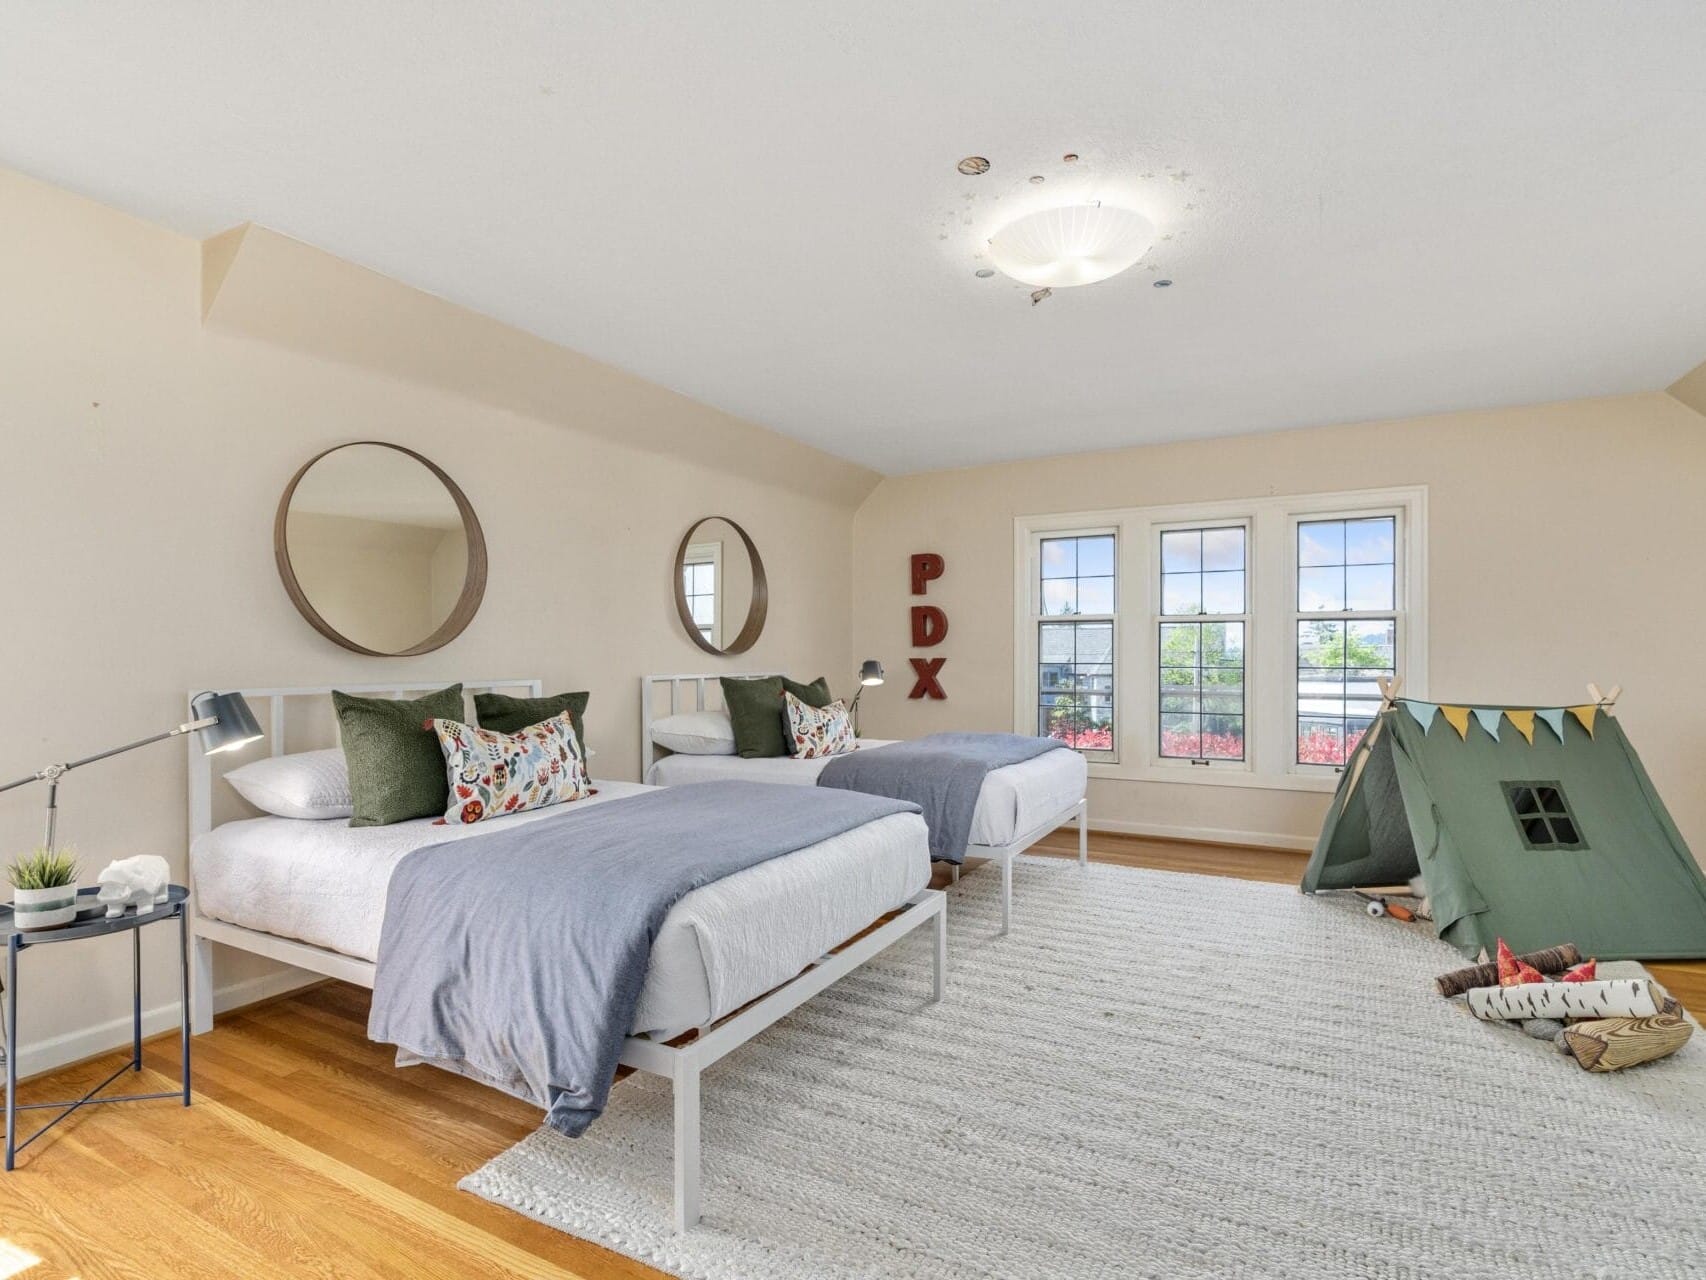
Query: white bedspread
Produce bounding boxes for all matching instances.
[645,742,1086,848]
[191,780,929,1039]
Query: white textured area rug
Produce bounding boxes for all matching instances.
[462,856,1706,1280]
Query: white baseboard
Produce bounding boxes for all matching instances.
[1052,815,1315,852]
[9,968,318,1081]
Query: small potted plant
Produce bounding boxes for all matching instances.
[7,846,82,930]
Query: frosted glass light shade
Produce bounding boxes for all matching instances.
[988,205,1155,288]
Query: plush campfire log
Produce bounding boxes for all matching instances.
[1436,939,1694,1073]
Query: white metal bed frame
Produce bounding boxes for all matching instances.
[641,672,1089,935]
[186,678,947,1232]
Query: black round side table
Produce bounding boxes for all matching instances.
[1,884,191,1169]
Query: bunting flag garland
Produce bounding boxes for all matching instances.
[1471,707,1505,739]
[1536,707,1568,742]
[1398,700,1598,745]
[1400,700,1439,733]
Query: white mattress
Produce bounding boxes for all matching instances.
[192,779,930,1039]
[645,741,1087,848]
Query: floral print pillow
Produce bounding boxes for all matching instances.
[430,711,592,825]
[784,690,856,759]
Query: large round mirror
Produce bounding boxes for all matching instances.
[674,516,767,656]
[275,441,487,656]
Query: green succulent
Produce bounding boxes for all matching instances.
[7,846,81,891]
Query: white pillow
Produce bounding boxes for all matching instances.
[224,748,353,820]
[651,710,737,755]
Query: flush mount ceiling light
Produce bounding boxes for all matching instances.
[987,204,1155,289]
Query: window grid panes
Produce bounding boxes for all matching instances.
[1040,534,1116,616]
[1159,622,1246,760]
[1037,533,1115,752]
[683,560,716,645]
[1296,516,1396,767]
[1503,782,1586,850]
[1158,525,1246,762]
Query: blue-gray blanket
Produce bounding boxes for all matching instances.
[818,733,1069,863]
[367,781,921,1137]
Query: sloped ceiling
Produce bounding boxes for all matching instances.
[4,2,1706,472]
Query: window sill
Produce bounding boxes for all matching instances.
[1085,761,1342,793]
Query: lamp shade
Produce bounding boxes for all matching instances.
[190,691,263,755]
[859,660,886,687]
[988,204,1155,288]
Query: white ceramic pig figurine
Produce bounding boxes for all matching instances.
[96,855,171,918]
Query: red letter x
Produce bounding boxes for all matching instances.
[908,657,946,700]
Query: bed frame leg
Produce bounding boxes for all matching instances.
[190,929,215,1036]
[672,1052,702,1233]
[999,853,1013,937]
[950,863,960,884]
[1077,798,1089,868]
[931,897,947,1002]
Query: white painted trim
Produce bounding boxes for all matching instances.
[1073,815,1315,852]
[13,967,314,1081]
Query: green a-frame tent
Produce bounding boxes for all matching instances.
[1302,690,1706,961]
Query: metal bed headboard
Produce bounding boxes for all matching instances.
[186,678,543,842]
[639,672,781,777]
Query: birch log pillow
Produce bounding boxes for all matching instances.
[430,712,591,824]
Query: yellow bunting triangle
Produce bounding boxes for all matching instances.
[1439,706,1472,739]
[1567,704,1598,738]
[1504,710,1536,744]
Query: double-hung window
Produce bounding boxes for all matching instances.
[1157,525,1247,764]
[1294,515,1398,768]
[1034,531,1116,757]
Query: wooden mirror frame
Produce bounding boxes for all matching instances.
[274,441,489,657]
[673,516,768,656]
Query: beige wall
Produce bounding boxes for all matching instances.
[1670,356,1706,419]
[285,511,462,653]
[0,168,877,1073]
[851,395,1706,857]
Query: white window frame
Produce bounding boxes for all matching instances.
[1013,486,1426,793]
[1152,517,1253,776]
[1289,505,1408,778]
[683,539,723,649]
[1024,523,1120,764]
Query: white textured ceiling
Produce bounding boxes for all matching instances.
[4,2,1705,473]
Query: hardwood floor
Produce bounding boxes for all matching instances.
[4,834,1700,1279]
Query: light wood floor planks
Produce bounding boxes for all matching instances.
[4,833,1701,1279]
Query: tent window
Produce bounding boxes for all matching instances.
[1504,781,1587,850]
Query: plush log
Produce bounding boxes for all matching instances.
[1466,979,1667,1022]
[1435,945,1581,997]
[1562,1012,1692,1072]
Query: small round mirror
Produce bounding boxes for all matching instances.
[275,442,487,656]
[674,516,767,656]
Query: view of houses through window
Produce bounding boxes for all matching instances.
[1295,517,1397,766]
[1021,490,1420,785]
[1158,526,1247,761]
[1037,533,1115,750]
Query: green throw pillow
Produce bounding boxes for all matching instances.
[721,675,832,759]
[474,690,590,762]
[333,684,465,827]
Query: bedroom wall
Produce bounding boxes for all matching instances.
[851,394,1706,863]
[0,167,879,1075]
